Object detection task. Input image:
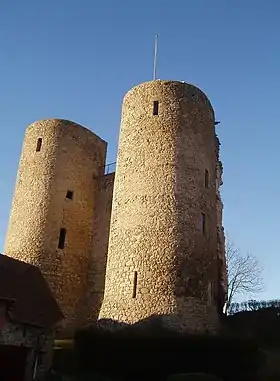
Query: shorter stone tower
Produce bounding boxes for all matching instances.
[99,80,225,333]
[4,119,107,336]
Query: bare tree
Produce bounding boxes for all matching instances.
[224,238,264,313]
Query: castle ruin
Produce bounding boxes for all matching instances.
[4,80,227,337]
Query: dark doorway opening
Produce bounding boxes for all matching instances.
[0,345,28,381]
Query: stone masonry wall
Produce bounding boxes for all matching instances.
[4,119,107,337]
[99,80,222,333]
[216,153,227,310]
[84,172,115,324]
[0,301,54,380]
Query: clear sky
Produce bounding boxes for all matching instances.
[1,1,279,301]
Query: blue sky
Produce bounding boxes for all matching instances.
[1,1,279,301]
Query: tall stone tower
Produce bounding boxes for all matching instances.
[4,119,107,336]
[99,80,224,333]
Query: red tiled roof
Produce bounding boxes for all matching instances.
[0,254,63,328]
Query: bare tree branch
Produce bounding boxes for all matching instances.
[225,236,264,313]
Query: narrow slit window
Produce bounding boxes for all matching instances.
[201,213,206,235]
[132,271,138,298]
[58,228,66,249]
[66,190,73,200]
[204,169,209,188]
[36,138,42,152]
[153,101,159,115]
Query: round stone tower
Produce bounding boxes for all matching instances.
[4,119,107,336]
[98,80,221,333]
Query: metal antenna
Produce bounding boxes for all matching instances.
[153,33,158,80]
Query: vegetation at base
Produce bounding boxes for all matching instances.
[73,325,263,381]
[50,302,280,381]
[227,302,280,347]
[227,299,280,315]
[167,373,221,381]
[52,348,77,376]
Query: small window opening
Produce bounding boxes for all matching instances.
[153,101,159,115]
[201,213,206,235]
[205,169,209,188]
[36,138,42,152]
[66,190,73,200]
[132,271,138,298]
[58,228,66,249]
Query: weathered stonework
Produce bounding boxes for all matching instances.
[216,146,227,310]
[4,119,107,336]
[84,172,115,324]
[0,301,54,380]
[4,79,227,338]
[98,80,222,332]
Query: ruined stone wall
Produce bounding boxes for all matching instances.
[216,147,227,311]
[84,172,115,324]
[99,80,221,333]
[4,119,107,336]
[0,301,54,380]
[0,321,38,348]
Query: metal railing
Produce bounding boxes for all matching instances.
[104,161,116,175]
